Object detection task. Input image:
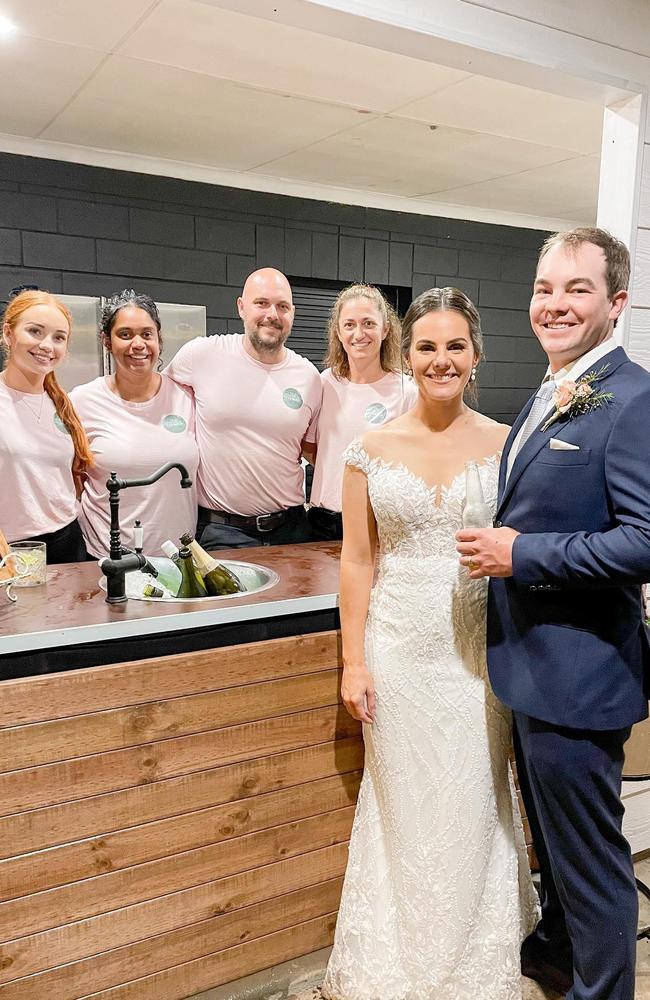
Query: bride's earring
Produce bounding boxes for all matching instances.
[470,366,477,382]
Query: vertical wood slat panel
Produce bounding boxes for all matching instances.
[0,630,360,1000]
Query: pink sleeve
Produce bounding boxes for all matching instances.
[165,338,196,389]
[403,377,419,412]
[303,375,323,443]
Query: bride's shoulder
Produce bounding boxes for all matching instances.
[344,420,409,476]
[471,412,511,451]
[360,418,410,461]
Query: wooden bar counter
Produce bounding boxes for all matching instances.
[0,542,361,1000]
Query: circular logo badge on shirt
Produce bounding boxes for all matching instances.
[162,413,187,433]
[53,413,70,435]
[283,388,303,410]
[364,402,388,425]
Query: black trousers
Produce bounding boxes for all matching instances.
[514,712,637,1000]
[23,518,88,564]
[197,505,310,550]
[307,506,343,542]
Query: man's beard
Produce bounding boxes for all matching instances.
[247,323,289,354]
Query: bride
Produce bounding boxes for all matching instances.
[322,287,539,1000]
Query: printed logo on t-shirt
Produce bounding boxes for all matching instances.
[364,402,388,425]
[283,388,303,410]
[53,414,70,435]
[162,413,187,434]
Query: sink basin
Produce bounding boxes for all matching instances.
[99,557,279,602]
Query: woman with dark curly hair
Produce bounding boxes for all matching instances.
[71,289,198,558]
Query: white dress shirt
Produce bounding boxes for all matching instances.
[506,337,617,481]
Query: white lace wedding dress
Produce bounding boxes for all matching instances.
[322,442,539,1000]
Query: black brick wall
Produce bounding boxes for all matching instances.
[0,153,549,423]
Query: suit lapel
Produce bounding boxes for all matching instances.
[497,410,561,516]
[498,394,535,504]
[495,345,627,519]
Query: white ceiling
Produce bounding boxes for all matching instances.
[0,0,611,227]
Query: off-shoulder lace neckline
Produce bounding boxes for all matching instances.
[351,440,501,503]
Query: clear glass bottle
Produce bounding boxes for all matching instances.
[462,460,492,529]
[180,532,243,595]
[157,540,184,593]
[176,546,208,599]
[160,539,181,568]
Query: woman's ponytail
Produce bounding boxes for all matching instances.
[43,371,93,475]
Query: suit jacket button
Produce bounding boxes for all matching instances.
[530,585,537,591]
[494,520,503,528]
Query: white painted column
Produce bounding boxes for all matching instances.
[597,96,645,349]
[629,106,650,369]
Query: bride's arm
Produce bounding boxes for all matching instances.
[339,464,378,724]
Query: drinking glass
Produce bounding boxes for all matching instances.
[9,541,47,587]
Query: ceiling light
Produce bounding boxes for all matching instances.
[0,14,18,37]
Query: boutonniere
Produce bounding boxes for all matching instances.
[540,364,614,432]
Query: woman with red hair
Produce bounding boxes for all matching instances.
[0,289,92,562]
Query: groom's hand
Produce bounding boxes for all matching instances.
[455,527,520,578]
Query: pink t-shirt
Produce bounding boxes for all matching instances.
[308,369,418,512]
[70,375,198,558]
[166,334,322,516]
[0,380,77,541]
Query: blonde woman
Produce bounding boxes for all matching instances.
[0,290,92,562]
[306,284,417,541]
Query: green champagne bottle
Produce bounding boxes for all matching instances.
[176,546,208,598]
[179,532,243,596]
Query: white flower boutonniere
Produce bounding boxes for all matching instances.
[540,364,614,432]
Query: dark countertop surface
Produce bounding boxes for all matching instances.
[0,542,341,656]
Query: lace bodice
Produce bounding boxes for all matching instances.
[343,438,500,561]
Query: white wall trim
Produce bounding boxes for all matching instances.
[597,94,646,349]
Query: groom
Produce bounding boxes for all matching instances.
[457,226,650,1000]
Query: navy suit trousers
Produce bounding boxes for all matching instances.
[514,713,637,1000]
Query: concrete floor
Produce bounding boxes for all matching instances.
[191,857,650,1000]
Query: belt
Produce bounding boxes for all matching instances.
[199,504,304,534]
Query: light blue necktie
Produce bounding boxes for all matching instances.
[517,379,556,452]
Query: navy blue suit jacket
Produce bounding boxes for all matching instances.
[487,346,650,730]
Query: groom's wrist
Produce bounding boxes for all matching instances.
[512,533,561,590]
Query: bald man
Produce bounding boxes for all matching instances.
[166,269,321,549]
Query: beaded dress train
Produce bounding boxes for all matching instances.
[322,441,539,1000]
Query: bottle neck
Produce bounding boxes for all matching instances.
[187,538,218,575]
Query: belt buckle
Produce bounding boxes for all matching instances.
[255,513,274,533]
